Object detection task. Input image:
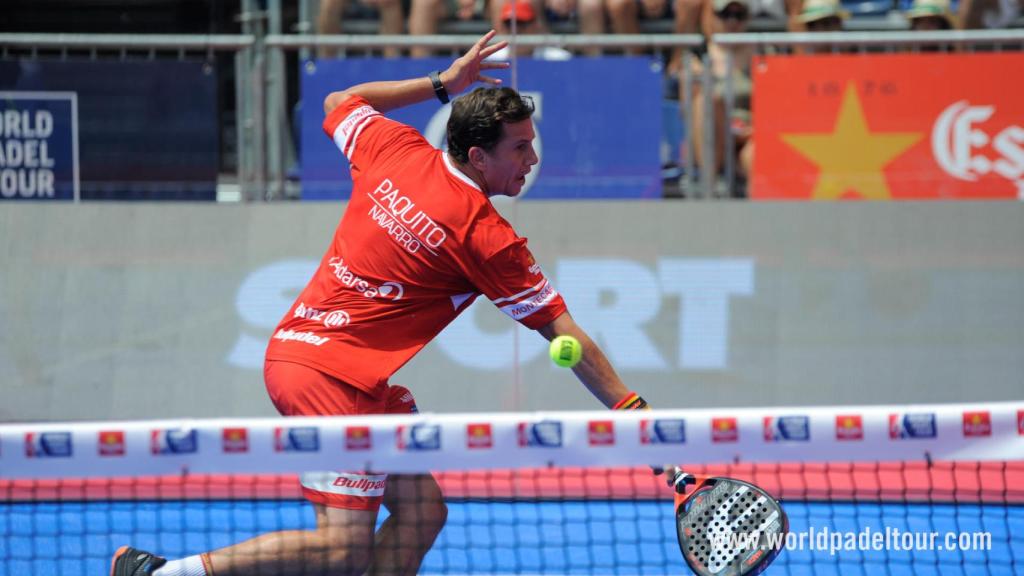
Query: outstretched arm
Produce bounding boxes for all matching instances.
[538,311,634,408]
[324,30,510,115]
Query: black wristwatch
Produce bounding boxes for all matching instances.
[428,70,449,104]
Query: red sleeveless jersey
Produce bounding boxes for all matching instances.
[265,96,566,398]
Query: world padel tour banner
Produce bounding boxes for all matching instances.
[300,58,663,200]
[0,60,218,201]
[751,53,1024,200]
[0,92,78,201]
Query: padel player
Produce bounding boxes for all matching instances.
[112,31,650,576]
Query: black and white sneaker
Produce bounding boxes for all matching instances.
[110,546,167,576]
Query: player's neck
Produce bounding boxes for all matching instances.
[450,156,491,197]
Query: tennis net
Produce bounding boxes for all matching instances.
[2,402,1022,575]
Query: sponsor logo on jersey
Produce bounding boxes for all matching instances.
[640,419,686,444]
[396,424,441,451]
[330,473,388,496]
[764,416,810,442]
[588,420,615,446]
[273,329,328,347]
[518,421,563,447]
[962,411,992,438]
[25,432,72,458]
[711,417,738,443]
[466,423,493,449]
[98,430,125,456]
[222,428,249,453]
[889,413,937,440]
[346,426,372,450]
[835,415,864,441]
[494,280,558,322]
[294,303,351,328]
[326,257,404,301]
[151,429,198,455]
[1019,410,1024,436]
[274,427,320,452]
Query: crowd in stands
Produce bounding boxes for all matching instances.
[314,0,1020,196]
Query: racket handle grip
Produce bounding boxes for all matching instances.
[665,466,695,493]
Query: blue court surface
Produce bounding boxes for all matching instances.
[2,500,1021,575]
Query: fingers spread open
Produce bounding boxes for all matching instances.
[479,40,510,59]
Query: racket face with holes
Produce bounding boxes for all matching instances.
[675,478,788,576]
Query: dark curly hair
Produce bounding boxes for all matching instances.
[446,87,535,164]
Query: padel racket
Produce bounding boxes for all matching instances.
[666,468,788,576]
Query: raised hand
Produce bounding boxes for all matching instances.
[439,31,511,96]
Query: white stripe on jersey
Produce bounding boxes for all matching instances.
[332,105,381,158]
[491,278,547,305]
[496,280,559,321]
[300,471,388,497]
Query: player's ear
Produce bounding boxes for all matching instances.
[468,146,488,171]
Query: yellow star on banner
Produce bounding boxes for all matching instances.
[781,83,923,200]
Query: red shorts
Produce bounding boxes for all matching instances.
[264,359,417,511]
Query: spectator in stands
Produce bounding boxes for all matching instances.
[568,0,683,56]
[797,0,849,31]
[318,0,406,58]
[409,0,487,57]
[681,0,754,195]
[957,0,1020,29]
[906,0,958,29]
[491,1,573,59]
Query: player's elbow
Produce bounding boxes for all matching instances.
[323,91,353,116]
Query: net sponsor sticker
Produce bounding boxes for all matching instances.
[711,417,739,443]
[764,416,810,442]
[640,419,686,444]
[222,428,249,453]
[151,429,197,455]
[346,426,372,451]
[396,424,441,451]
[274,427,320,452]
[26,432,72,458]
[835,415,864,441]
[889,413,937,440]
[962,411,992,438]
[588,420,615,446]
[466,423,493,449]
[98,430,125,457]
[518,421,563,447]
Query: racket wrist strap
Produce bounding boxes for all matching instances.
[612,391,649,410]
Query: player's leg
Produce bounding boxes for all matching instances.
[365,385,448,575]
[367,474,448,575]
[204,504,378,575]
[111,494,380,576]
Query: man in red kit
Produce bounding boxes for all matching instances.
[112,31,651,576]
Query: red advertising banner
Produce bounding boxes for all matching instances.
[751,53,1024,200]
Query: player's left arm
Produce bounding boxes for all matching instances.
[323,31,509,115]
[538,312,640,410]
